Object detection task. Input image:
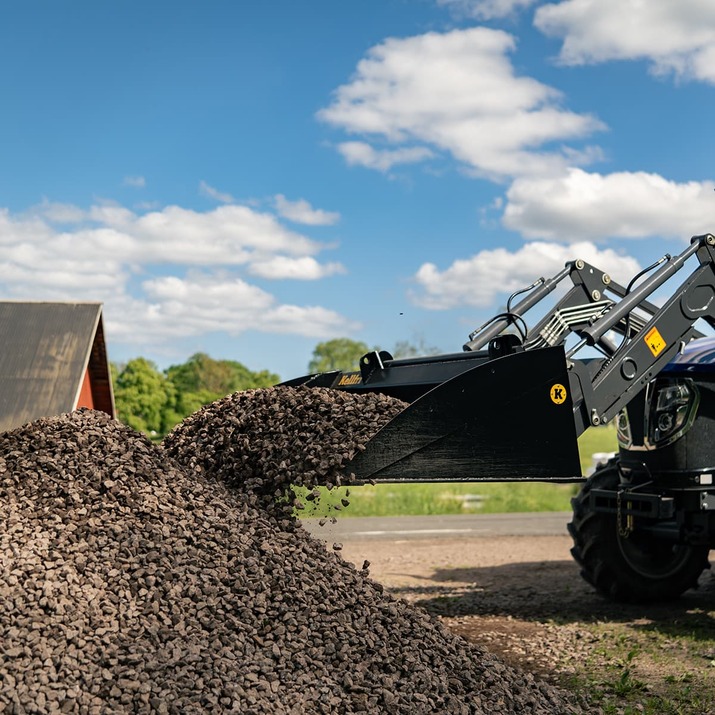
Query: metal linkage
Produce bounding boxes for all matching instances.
[525,300,613,349]
[464,234,715,439]
[463,266,571,351]
[465,257,634,355]
[570,234,715,433]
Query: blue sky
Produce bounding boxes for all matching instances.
[1,0,714,380]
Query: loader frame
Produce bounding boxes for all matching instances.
[285,234,715,484]
[286,233,715,602]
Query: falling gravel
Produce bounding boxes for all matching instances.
[162,386,406,511]
[0,387,583,714]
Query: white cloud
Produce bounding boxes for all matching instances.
[502,169,715,241]
[123,176,146,188]
[273,194,341,225]
[0,209,124,302]
[337,142,436,172]
[249,256,346,280]
[199,180,236,203]
[0,200,357,349]
[437,0,538,20]
[106,273,357,345]
[33,200,86,224]
[318,27,604,179]
[534,0,715,83]
[253,304,359,337]
[411,241,640,309]
[68,203,322,264]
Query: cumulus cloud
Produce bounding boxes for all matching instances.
[318,27,604,179]
[502,169,715,241]
[0,200,356,349]
[33,200,87,224]
[535,0,715,83]
[249,256,346,280]
[66,202,322,264]
[104,273,357,345]
[338,142,436,172]
[437,0,538,20]
[273,195,341,225]
[411,241,641,310]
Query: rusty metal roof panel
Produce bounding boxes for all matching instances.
[0,302,111,432]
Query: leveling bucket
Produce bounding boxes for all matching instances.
[344,346,582,483]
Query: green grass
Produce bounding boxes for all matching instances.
[566,617,715,715]
[576,421,618,473]
[297,424,619,518]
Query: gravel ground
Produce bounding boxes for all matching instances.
[332,535,617,678]
[331,533,715,711]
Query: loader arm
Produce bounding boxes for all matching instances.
[568,235,715,435]
[285,234,715,484]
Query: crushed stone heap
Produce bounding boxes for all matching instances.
[162,386,407,511]
[0,389,582,714]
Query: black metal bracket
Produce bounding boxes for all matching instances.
[487,334,523,359]
[589,488,675,519]
[359,350,394,382]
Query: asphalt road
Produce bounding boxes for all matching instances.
[301,511,572,542]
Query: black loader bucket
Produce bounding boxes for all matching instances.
[345,346,582,483]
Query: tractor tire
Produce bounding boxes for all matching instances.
[568,459,710,603]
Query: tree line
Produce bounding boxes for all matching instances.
[112,337,440,437]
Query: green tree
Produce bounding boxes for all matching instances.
[165,352,278,393]
[113,352,281,437]
[392,337,442,359]
[163,352,279,426]
[308,338,371,373]
[113,358,173,436]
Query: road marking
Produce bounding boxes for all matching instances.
[353,528,489,536]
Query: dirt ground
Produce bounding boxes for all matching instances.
[333,534,715,711]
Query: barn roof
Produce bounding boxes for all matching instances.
[0,302,115,432]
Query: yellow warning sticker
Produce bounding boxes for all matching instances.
[550,383,567,405]
[644,326,666,357]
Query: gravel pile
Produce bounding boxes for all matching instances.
[162,386,406,513]
[0,388,582,714]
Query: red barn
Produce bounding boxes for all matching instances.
[0,302,115,432]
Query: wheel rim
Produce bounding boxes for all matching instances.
[616,529,695,581]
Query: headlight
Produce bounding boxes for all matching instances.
[645,378,699,449]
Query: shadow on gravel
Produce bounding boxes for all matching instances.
[400,559,715,638]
